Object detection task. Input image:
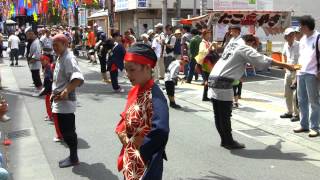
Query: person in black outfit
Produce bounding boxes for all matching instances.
[18,27,27,58]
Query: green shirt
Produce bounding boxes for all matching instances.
[189,35,202,58]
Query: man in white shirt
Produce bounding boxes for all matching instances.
[153,23,166,80]
[163,25,176,71]
[228,24,245,46]
[280,28,300,122]
[293,15,320,137]
[8,31,20,66]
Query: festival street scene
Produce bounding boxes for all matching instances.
[1,0,320,180]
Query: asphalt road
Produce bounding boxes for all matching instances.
[3,56,320,180]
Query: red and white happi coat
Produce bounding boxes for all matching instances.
[116,80,154,180]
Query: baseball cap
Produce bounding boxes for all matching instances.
[154,23,163,28]
[147,29,154,35]
[229,24,241,30]
[284,27,295,36]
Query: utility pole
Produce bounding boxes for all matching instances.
[200,0,208,16]
[106,0,114,35]
[193,0,197,17]
[162,0,167,26]
[176,0,181,19]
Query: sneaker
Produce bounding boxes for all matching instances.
[233,102,239,108]
[293,127,309,133]
[32,90,41,97]
[59,157,79,168]
[92,61,98,65]
[1,115,11,122]
[53,137,63,142]
[221,141,245,150]
[280,113,292,119]
[103,79,111,83]
[44,116,53,121]
[170,103,182,109]
[114,88,125,93]
[308,129,319,137]
[290,116,300,122]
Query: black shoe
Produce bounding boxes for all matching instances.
[170,103,182,109]
[186,81,191,84]
[59,157,79,168]
[10,63,14,66]
[280,113,292,119]
[202,98,210,102]
[233,102,239,108]
[221,141,245,150]
[290,116,300,122]
[15,62,18,66]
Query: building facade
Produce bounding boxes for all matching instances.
[114,0,213,36]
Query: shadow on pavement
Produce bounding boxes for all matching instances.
[230,140,319,162]
[176,106,210,113]
[240,97,271,103]
[186,170,236,180]
[235,106,264,113]
[72,162,119,180]
[59,137,90,149]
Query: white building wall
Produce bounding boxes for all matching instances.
[123,0,213,10]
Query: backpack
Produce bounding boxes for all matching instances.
[315,34,320,71]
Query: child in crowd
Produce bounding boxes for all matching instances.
[39,55,63,142]
[164,56,189,108]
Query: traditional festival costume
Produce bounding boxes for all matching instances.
[116,44,169,180]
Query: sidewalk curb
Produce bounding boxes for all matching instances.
[0,62,55,180]
[175,91,320,154]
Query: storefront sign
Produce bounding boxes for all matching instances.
[115,0,129,12]
[138,0,148,8]
[214,0,273,10]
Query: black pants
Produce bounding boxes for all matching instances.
[110,70,120,90]
[202,71,210,100]
[187,58,198,82]
[164,56,174,72]
[165,81,175,96]
[31,69,42,88]
[10,49,19,64]
[98,56,107,73]
[212,99,234,145]
[19,44,26,57]
[233,82,242,96]
[56,113,78,160]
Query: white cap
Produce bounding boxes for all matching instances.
[97,26,103,32]
[154,23,163,28]
[147,29,154,35]
[284,27,295,36]
[141,33,149,39]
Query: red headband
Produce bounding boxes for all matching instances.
[124,52,156,68]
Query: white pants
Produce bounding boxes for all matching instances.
[154,57,165,80]
[284,72,299,116]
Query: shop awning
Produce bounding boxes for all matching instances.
[88,9,108,20]
[180,10,292,35]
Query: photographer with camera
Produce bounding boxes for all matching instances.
[280,28,300,122]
